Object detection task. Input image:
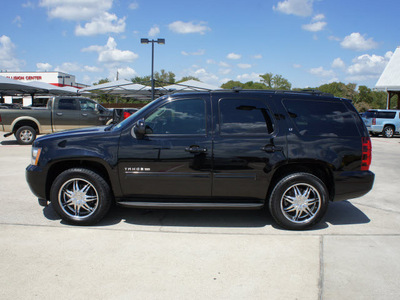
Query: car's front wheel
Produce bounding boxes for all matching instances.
[269,173,329,230]
[50,168,112,225]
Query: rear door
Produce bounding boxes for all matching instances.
[211,94,286,201]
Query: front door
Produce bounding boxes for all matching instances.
[118,96,212,199]
[53,98,81,131]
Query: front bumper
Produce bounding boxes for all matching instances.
[333,170,375,202]
[26,164,48,200]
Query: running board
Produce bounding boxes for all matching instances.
[117,201,264,210]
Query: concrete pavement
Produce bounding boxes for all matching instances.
[0,134,399,299]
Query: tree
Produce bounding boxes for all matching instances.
[178,76,200,83]
[131,70,176,87]
[259,73,291,90]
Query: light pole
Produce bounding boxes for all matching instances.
[141,38,165,101]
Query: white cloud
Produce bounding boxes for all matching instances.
[219,68,232,75]
[39,0,113,21]
[82,37,138,65]
[332,58,345,69]
[346,52,392,81]
[227,53,241,60]
[236,72,262,82]
[238,63,252,69]
[273,0,314,17]
[13,16,23,28]
[22,1,35,9]
[219,61,230,68]
[0,35,24,70]
[148,25,160,37]
[302,14,326,32]
[84,65,102,72]
[309,66,336,78]
[252,54,263,59]
[168,21,211,35]
[293,64,302,68]
[36,62,53,71]
[55,62,81,73]
[340,32,378,51]
[113,66,137,80]
[328,35,341,41]
[181,49,205,56]
[302,21,326,32]
[75,12,126,36]
[129,2,138,10]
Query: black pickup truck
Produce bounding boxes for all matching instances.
[26,90,374,230]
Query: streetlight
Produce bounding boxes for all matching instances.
[141,38,165,101]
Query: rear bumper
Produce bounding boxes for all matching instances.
[333,170,375,201]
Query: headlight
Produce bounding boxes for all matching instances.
[31,147,42,166]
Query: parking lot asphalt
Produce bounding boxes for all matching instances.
[0,134,399,299]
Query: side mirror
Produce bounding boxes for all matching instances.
[133,118,146,139]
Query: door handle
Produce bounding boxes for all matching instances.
[261,145,283,153]
[56,112,63,116]
[185,146,207,153]
[82,113,88,116]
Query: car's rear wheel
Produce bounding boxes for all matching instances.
[383,125,394,138]
[15,126,36,145]
[269,173,329,230]
[50,168,112,225]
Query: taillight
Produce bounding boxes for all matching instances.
[372,118,376,125]
[361,137,372,171]
[123,111,131,119]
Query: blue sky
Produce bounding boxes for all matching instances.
[1,0,399,88]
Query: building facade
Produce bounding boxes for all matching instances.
[0,71,88,106]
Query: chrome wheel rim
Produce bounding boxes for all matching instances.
[20,130,33,143]
[385,127,393,137]
[58,178,99,219]
[280,183,321,224]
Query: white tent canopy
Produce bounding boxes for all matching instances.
[376,47,400,91]
[375,47,400,108]
[161,80,220,92]
[81,79,220,100]
[25,81,79,95]
[0,76,47,95]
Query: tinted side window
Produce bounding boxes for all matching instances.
[283,99,359,137]
[219,98,274,135]
[145,98,206,135]
[57,99,79,110]
[376,111,396,119]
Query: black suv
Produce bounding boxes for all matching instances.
[26,90,374,230]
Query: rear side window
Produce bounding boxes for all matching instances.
[57,98,79,110]
[376,111,396,119]
[218,98,274,135]
[283,99,359,137]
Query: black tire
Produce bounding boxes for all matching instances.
[268,173,329,230]
[15,126,36,145]
[50,168,112,225]
[383,126,394,138]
